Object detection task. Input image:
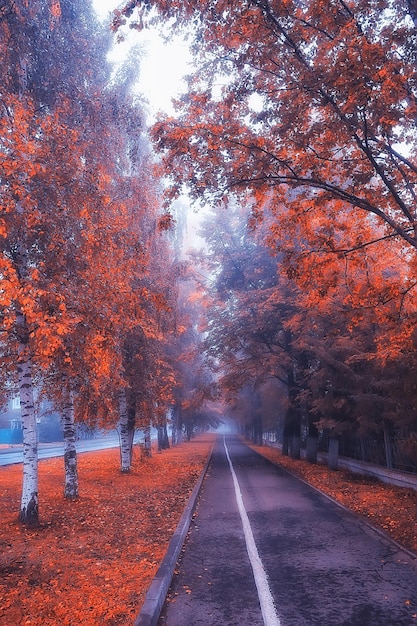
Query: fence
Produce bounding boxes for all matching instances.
[324,431,417,475]
[263,428,417,474]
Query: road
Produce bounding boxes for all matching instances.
[0,433,120,466]
[158,435,417,626]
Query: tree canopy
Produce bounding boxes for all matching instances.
[114,0,417,464]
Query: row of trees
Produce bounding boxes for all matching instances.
[0,0,217,526]
[194,201,417,467]
[5,0,417,525]
[116,0,417,465]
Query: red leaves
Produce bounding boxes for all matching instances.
[0,436,214,625]
[252,444,417,554]
[157,212,176,232]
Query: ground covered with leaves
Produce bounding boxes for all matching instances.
[0,435,215,626]
[2,436,416,626]
[250,443,417,556]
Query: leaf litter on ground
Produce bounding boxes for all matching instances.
[0,435,215,626]
[1,434,416,625]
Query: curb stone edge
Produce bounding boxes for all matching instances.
[133,443,214,626]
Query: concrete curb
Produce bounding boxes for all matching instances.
[133,446,214,626]
[252,446,417,562]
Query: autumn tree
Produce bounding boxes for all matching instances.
[117,0,417,249]
[0,98,98,515]
[156,249,221,443]
[194,192,417,468]
[115,0,417,459]
[116,0,417,333]
[0,0,164,518]
[194,201,306,449]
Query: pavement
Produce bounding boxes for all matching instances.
[0,433,122,466]
[134,435,417,626]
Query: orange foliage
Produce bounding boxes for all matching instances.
[0,435,214,625]
[120,1,417,345]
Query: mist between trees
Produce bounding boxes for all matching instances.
[2,0,417,525]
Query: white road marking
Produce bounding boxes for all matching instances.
[223,437,282,626]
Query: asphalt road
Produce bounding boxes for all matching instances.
[158,435,417,626]
[0,433,121,466]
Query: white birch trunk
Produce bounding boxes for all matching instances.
[61,387,78,499]
[119,390,132,472]
[17,321,38,525]
[144,423,152,457]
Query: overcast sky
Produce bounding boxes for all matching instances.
[92,0,191,117]
[91,1,204,251]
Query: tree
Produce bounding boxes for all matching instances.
[0,97,93,518]
[117,1,417,328]
[123,0,417,250]
[0,0,162,517]
[195,201,306,449]
[1,0,115,519]
[194,189,417,467]
[114,0,417,454]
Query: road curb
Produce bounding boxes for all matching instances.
[251,445,417,562]
[133,445,214,626]
[283,465,417,562]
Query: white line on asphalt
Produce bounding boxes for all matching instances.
[223,436,282,626]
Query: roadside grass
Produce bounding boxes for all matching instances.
[0,434,215,626]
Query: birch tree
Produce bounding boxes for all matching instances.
[1,0,161,516]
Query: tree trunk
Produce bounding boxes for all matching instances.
[283,409,301,459]
[162,423,170,449]
[328,436,339,471]
[306,436,318,464]
[290,434,301,460]
[158,422,169,451]
[282,415,290,456]
[171,407,177,446]
[306,421,318,464]
[118,390,132,472]
[157,424,170,450]
[17,321,39,525]
[61,387,78,499]
[172,402,183,445]
[254,414,263,445]
[284,363,301,459]
[144,424,152,457]
[157,426,164,451]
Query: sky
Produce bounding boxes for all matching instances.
[92,0,192,118]
[91,0,204,252]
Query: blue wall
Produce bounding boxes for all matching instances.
[0,428,23,444]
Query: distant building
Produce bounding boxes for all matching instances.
[0,395,63,444]
[0,396,23,443]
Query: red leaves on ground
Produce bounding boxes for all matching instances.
[0,435,214,625]
[251,444,417,555]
